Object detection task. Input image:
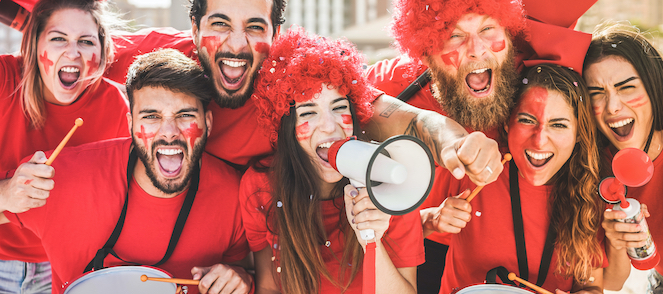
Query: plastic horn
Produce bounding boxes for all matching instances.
[45,118,83,166]
[140,275,200,286]
[465,154,512,202]
[507,272,553,294]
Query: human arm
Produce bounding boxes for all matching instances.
[253,247,281,294]
[344,185,417,294]
[191,254,254,294]
[0,151,54,214]
[0,0,29,32]
[420,190,472,237]
[365,94,502,186]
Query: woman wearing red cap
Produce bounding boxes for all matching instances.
[583,22,663,292]
[0,0,129,292]
[239,26,424,294]
[423,64,605,294]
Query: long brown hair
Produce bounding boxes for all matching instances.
[19,0,121,128]
[267,101,364,294]
[516,65,602,282]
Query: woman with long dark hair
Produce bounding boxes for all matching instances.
[240,27,424,294]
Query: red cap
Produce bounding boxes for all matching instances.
[522,0,597,29]
[328,137,356,171]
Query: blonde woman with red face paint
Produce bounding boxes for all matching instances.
[239,27,424,294]
[0,0,129,292]
[423,65,605,294]
[583,23,663,292]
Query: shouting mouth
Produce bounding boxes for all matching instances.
[525,150,553,168]
[317,141,333,163]
[608,118,634,140]
[218,58,249,91]
[465,68,493,97]
[59,66,80,90]
[156,147,184,177]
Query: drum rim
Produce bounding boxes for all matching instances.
[63,265,175,293]
[454,283,535,293]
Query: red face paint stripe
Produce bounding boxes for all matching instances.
[631,101,648,109]
[341,114,352,125]
[255,42,270,55]
[135,125,155,148]
[24,179,33,185]
[39,51,54,73]
[296,122,310,141]
[86,53,98,75]
[490,40,506,53]
[182,122,204,147]
[201,36,223,58]
[440,50,459,69]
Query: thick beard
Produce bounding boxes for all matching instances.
[132,132,207,194]
[429,48,518,131]
[199,50,255,109]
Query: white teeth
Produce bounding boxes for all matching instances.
[608,118,634,128]
[526,150,553,160]
[318,142,333,149]
[221,60,247,67]
[157,149,183,155]
[60,67,79,73]
[471,68,489,74]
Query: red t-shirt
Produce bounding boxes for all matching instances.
[239,167,425,293]
[106,28,274,167]
[4,138,249,294]
[366,55,504,245]
[0,54,130,263]
[438,163,606,293]
[602,149,663,273]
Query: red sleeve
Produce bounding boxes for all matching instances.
[383,209,426,268]
[107,28,197,84]
[366,56,418,98]
[239,167,272,252]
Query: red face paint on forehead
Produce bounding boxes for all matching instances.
[39,51,54,73]
[440,50,460,69]
[255,42,270,55]
[201,36,223,58]
[135,125,155,148]
[625,95,648,109]
[86,53,98,75]
[182,122,204,147]
[490,40,506,53]
[296,122,311,141]
[517,86,549,120]
[341,114,352,125]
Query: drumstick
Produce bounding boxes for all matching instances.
[140,274,200,286]
[465,153,511,202]
[45,118,83,166]
[507,272,553,294]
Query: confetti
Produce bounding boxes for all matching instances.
[522,78,528,84]
[475,211,482,217]
[277,201,283,207]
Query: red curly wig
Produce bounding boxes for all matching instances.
[390,0,527,59]
[252,26,374,143]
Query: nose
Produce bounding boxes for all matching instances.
[466,34,487,59]
[63,42,81,59]
[159,118,180,141]
[226,30,249,54]
[319,110,337,133]
[531,125,549,148]
[605,90,623,115]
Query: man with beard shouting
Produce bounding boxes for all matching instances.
[0,49,253,294]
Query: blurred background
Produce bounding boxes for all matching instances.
[1,0,661,62]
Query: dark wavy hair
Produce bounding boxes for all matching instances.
[188,0,286,36]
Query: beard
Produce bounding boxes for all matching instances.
[132,133,207,194]
[199,50,256,109]
[428,47,518,131]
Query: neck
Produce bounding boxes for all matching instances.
[318,180,337,200]
[133,158,188,199]
[646,130,663,160]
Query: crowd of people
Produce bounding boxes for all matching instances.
[0,0,661,293]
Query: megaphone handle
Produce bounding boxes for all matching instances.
[348,180,376,241]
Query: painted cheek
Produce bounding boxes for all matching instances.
[341,114,353,134]
[39,51,54,73]
[182,122,204,147]
[135,125,156,148]
[440,50,460,69]
[625,95,648,109]
[85,53,99,76]
[255,42,270,55]
[592,105,603,116]
[201,36,223,58]
[490,39,506,53]
[296,122,311,141]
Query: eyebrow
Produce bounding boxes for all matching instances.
[248,17,268,26]
[332,97,348,104]
[208,13,230,22]
[614,76,638,88]
[46,30,97,39]
[138,107,199,114]
[549,118,571,123]
[295,102,316,109]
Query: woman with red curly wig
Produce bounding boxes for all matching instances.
[239,26,424,294]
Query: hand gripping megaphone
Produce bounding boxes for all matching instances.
[328,135,435,240]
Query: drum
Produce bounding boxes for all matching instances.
[452,284,535,293]
[63,266,178,294]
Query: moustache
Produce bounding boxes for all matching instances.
[152,139,188,153]
[215,51,253,64]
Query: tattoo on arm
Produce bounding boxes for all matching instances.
[379,102,400,118]
[404,118,443,164]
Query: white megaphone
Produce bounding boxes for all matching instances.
[328,135,435,240]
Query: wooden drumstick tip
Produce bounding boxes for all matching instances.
[503,153,512,163]
[74,118,84,126]
[507,272,517,281]
[141,274,148,282]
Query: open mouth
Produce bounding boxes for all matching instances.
[317,141,333,163]
[58,66,80,90]
[218,59,248,90]
[608,118,634,138]
[525,150,553,168]
[465,68,493,96]
[156,148,184,177]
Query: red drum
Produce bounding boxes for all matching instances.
[63,266,178,294]
[451,284,535,293]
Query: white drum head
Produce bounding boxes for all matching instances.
[455,284,534,293]
[63,266,177,294]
